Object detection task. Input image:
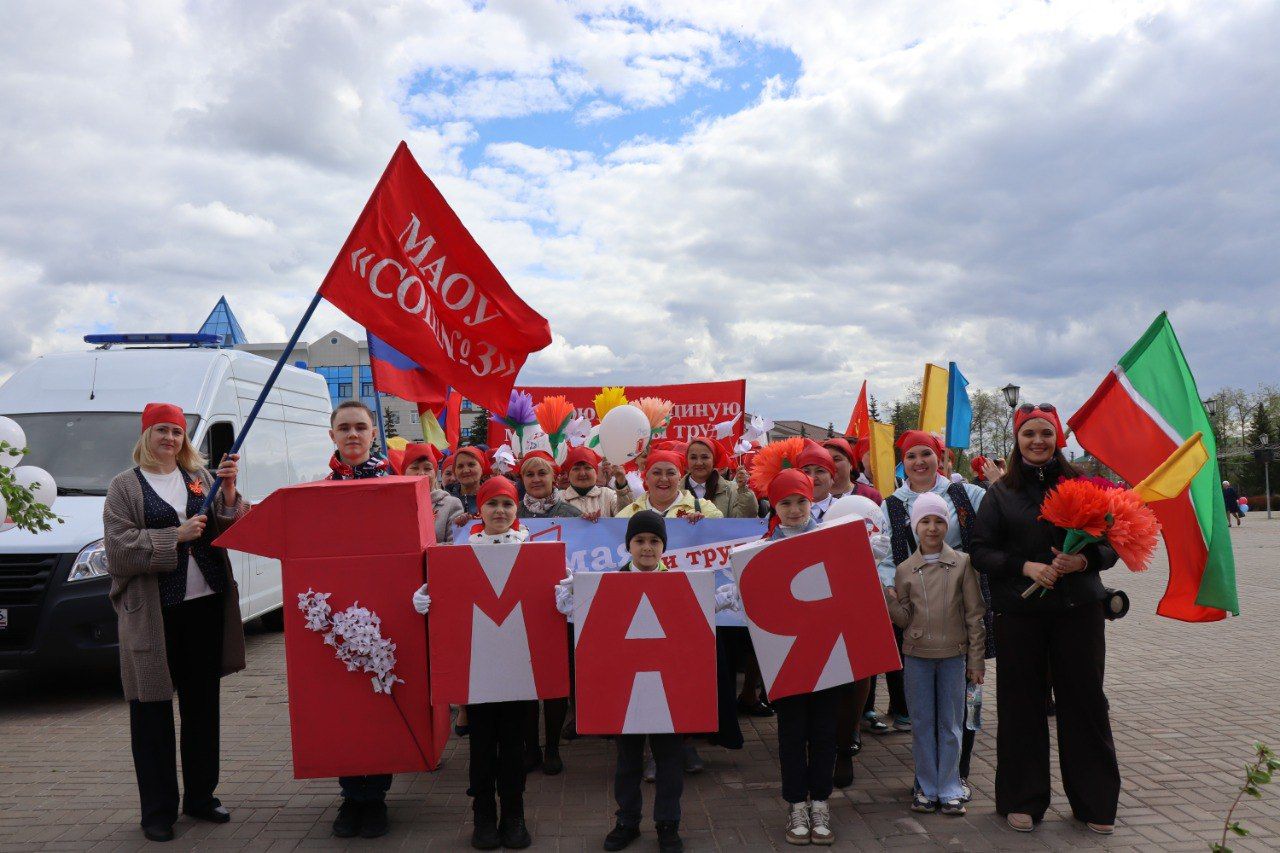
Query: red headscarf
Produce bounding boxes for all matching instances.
[402,443,441,472]
[476,475,518,508]
[142,403,185,433]
[822,438,856,467]
[563,446,601,470]
[896,430,944,459]
[767,468,814,506]
[519,450,558,474]
[1014,405,1068,449]
[687,436,731,469]
[970,455,989,476]
[442,454,456,471]
[453,445,491,476]
[644,450,686,476]
[852,437,871,465]
[796,439,836,478]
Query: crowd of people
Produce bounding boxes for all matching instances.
[104,398,1123,849]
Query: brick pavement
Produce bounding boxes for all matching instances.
[2,521,1279,851]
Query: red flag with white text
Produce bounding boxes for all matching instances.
[319,142,552,413]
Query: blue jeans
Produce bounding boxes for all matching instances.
[903,655,965,801]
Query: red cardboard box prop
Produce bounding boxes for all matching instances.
[214,477,451,779]
[730,519,900,702]
[427,542,570,704]
[571,570,716,735]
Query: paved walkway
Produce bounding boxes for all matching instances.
[2,521,1279,852]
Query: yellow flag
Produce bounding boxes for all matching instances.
[420,410,450,450]
[918,363,949,434]
[386,436,409,452]
[1134,431,1209,503]
[869,420,896,498]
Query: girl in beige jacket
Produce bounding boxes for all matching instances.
[883,492,986,816]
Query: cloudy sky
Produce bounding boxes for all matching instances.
[2,0,1276,425]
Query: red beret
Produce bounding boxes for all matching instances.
[896,430,944,459]
[519,450,558,474]
[564,446,601,470]
[767,468,814,506]
[644,450,686,476]
[477,476,518,508]
[141,402,185,433]
[796,439,836,478]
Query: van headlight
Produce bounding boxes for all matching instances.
[68,539,109,582]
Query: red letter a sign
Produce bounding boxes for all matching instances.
[318,142,552,413]
[427,542,569,704]
[572,570,717,735]
[731,521,900,702]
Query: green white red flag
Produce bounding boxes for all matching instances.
[1068,313,1238,622]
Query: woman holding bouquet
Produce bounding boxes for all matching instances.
[970,404,1120,835]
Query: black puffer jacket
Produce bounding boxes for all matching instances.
[970,459,1118,614]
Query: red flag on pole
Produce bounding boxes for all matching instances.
[845,381,870,439]
[319,142,552,413]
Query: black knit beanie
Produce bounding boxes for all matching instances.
[625,509,668,550]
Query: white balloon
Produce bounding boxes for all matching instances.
[11,466,57,511]
[0,416,26,468]
[824,494,882,529]
[597,405,651,465]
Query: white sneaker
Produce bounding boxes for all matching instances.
[809,800,834,846]
[785,802,810,845]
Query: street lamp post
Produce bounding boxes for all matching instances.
[1260,433,1272,520]
[1001,383,1021,456]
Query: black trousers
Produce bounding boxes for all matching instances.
[615,733,684,825]
[994,603,1120,824]
[865,626,909,718]
[338,774,392,802]
[128,593,224,828]
[713,626,753,749]
[774,685,841,803]
[469,700,534,821]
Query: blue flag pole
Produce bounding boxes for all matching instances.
[200,290,324,515]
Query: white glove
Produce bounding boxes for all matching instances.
[554,575,575,616]
[714,582,740,613]
[869,532,891,563]
[412,583,431,615]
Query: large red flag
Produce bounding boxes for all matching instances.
[844,381,870,439]
[319,142,552,413]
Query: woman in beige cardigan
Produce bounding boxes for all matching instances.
[103,403,249,843]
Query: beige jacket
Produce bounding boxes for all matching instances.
[104,467,249,702]
[684,475,759,519]
[884,545,986,674]
[617,490,725,519]
[556,483,631,518]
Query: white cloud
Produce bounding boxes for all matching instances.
[0,0,1277,431]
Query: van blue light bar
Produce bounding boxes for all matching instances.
[85,333,222,346]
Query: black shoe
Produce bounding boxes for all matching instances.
[360,801,389,838]
[655,820,683,853]
[850,730,863,756]
[543,748,564,775]
[184,801,231,824]
[472,819,501,850]
[833,751,855,788]
[142,823,174,842]
[603,821,641,850]
[499,816,532,849]
[332,800,362,838]
[562,708,580,740]
[523,747,543,773]
[737,698,775,717]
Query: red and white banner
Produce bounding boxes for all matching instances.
[487,381,746,447]
[731,520,900,702]
[319,142,552,413]
[571,570,717,735]
[426,542,570,704]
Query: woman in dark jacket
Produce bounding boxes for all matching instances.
[970,404,1121,836]
[104,403,248,843]
[514,450,581,776]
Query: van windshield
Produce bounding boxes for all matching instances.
[2,412,200,496]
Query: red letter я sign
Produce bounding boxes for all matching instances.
[571,570,717,735]
[730,519,901,702]
[318,142,552,414]
[427,541,569,704]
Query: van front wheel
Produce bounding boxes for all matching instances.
[260,607,285,632]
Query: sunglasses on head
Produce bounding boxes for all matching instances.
[1017,403,1056,414]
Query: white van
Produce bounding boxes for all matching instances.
[0,334,333,670]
